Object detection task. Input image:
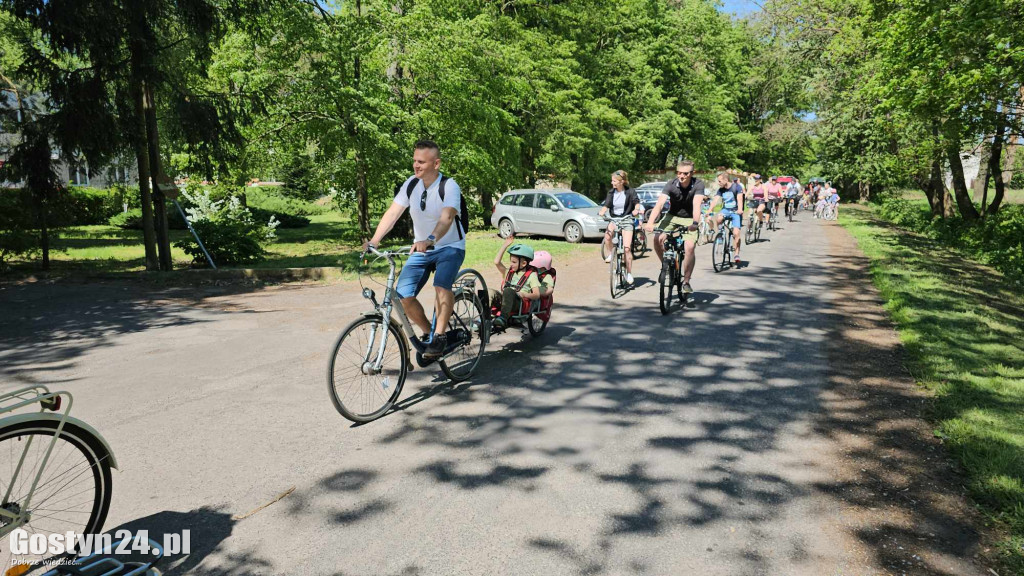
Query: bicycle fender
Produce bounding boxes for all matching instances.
[0,413,118,469]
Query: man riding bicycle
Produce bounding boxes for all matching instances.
[644,160,705,294]
[363,140,465,359]
[710,172,744,265]
[784,178,800,216]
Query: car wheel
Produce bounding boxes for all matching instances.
[563,221,583,243]
[498,218,514,238]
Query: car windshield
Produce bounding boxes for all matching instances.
[554,192,598,209]
[637,190,660,202]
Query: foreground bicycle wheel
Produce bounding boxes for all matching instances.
[659,255,675,315]
[745,223,754,245]
[327,316,408,423]
[0,420,113,551]
[609,246,625,299]
[440,291,486,382]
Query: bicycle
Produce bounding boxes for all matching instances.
[786,197,797,222]
[712,217,738,273]
[654,223,699,315]
[326,246,489,423]
[1,386,118,568]
[767,200,780,231]
[600,216,646,261]
[696,201,715,246]
[605,215,635,299]
[822,203,837,220]
[745,207,764,245]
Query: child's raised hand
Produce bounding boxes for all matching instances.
[503,234,516,246]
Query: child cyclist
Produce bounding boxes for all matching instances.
[491,235,542,329]
[533,250,555,297]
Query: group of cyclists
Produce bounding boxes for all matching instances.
[361,143,843,360]
[595,162,840,296]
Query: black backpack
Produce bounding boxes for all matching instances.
[404,176,470,239]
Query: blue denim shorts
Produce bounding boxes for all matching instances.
[719,209,743,229]
[395,247,466,299]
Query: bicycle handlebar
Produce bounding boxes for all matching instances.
[362,244,414,260]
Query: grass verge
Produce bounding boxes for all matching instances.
[4,213,592,279]
[839,204,1024,571]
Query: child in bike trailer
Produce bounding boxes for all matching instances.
[491,236,542,329]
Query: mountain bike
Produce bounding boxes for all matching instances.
[654,223,699,315]
[605,215,635,299]
[1,386,118,568]
[712,217,738,273]
[327,246,489,423]
[786,197,797,222]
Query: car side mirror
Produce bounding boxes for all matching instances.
[549,205,560,212]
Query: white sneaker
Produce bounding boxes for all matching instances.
[626,273,634,284]
[604,255,612,263]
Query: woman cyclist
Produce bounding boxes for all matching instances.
[747,174,768,230]
[599,170,643,285]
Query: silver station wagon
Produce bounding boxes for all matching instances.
[490,189,606,243]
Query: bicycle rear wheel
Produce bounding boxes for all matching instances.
[0,419,113,563]
[327,315,408,423]
[712,232,726,273]
[632,230,647,258]
[440,290,486,382]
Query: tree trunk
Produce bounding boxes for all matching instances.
[973,140,991,203]
[480,188,493,218]
[946,145,981,220]
[144,82,172,271]
[131,80,159,270]
[356,156,369,235]
[858,180,870,202]
[33,193,49,270]
[986,116,1007,217]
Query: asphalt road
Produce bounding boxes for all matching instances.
[0,213,975,575]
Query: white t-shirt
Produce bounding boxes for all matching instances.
[394,174,465,250]
[612,191,626,215]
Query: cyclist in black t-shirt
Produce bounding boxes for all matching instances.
[644,160,706,294]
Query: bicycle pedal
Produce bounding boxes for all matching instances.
[415,352,436,368]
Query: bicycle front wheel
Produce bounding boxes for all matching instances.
[659,255,675,315]
[0,420,113,551]
[712,233,726,273]
[440,290,486,382]
[327,315,408,423]
[745,223,754,245]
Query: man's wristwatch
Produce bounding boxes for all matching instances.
[426,234,436,245]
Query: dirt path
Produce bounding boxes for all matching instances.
[817,218,996,575]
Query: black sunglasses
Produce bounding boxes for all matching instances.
[420,188,428,211]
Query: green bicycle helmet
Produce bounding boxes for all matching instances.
[507,243,534,261]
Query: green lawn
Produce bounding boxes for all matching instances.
[901,187,1024,205]
[7,212,591,277]
[840,205,1024,570]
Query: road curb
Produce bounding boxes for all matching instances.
[2,266,348,286]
